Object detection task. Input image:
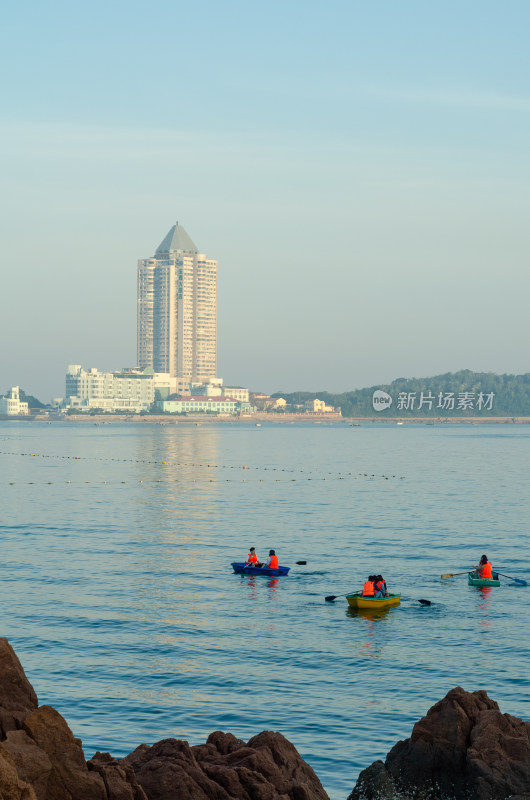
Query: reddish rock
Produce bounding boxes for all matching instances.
[2,729,53,799]
[0,741,38,799]
[348,687,530,800]
[123,730,329,800]
[88,752,148,800]
[197,730,329,800]
[123,738,229,800]
[0,639,38,736]
[22,704,107,799]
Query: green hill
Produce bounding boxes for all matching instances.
[272,370,530,417]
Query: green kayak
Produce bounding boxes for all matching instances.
[468,571,500,587]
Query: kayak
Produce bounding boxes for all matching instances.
[231,562,290,576]
[346,592,401,609]
[468,571,500,587]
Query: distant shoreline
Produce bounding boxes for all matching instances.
[2,413,530,424]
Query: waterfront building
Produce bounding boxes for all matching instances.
[250,393,282,410]
[65,365,176,412]
[0,387,29,416]
[222,386,249,403]
[156,395,254,415]
[304,398,336,413]
[137,222,218,384]
[192,380,250,403]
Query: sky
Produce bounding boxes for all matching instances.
[1,1,530,401]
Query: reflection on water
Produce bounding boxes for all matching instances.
[346,606,395,658]
[477,586,493,627]
[238,574,280,601]
[346,607,394,622]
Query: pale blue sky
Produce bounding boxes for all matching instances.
[2,1,529,400]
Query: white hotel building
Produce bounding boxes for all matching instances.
[0,387,29,416]
[137,222,217,388]
[65,365,175,412]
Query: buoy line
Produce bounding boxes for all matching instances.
[4,475,405,486]
[0,450,403,481]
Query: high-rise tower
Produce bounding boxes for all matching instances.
[137,222,217,384]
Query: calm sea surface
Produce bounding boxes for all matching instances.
[1,421,529,799]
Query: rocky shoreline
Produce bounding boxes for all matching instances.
[0,638,529,799]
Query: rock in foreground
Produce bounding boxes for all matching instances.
[348,686,530,800]
[0,637,328,800]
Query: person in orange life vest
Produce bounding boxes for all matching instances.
[374,575,387,597]
[245,547,263,567]
[362,576,376,596]
[475,554,493,579]
[264,550,279,569]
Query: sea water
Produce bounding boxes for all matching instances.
[1,421,529,800]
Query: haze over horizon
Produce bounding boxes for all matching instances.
[2,2,529,401]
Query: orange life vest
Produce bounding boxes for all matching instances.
[247,553,258,564]
[268,555,279,569]
[362,580,375,596]
[481,561,493,579]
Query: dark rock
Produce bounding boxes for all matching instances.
[0,638,38,736]
[195,730,329,800]
[22,705,107,799]
[348,687,530,800]
[123,730,329,800]
[2,729,53,799]
[88,752,148,800]
[0,741,38,799]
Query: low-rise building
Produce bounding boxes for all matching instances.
[304,398,336,413]
[250,392,272,410]
[191,379,224,397]
[156,395,254,415]
[191,380,249,403]
[0,387,29,416]
[250,393,286,410]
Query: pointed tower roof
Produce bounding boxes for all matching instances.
[156,222,198,255]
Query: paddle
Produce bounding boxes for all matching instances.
[296,560,307,565]
[496,572,528,586]
[440,571,471,579]
[325,591,360,602]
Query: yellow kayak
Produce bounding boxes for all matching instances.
[346,592,401,609]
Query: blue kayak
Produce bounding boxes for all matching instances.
[231,562,290,576]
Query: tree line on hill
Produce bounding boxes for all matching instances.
[271,370,530,417]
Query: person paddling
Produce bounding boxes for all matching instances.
[245,547,263,568]
[475,554,493,579]
[362,575,376,596]
[374,575,387,597]
[264,550,279,569]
